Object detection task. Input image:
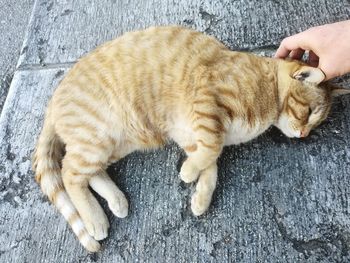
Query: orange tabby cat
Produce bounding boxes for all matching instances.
[33,26,349,252]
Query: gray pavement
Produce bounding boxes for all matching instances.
[1,0,350,262]
[0,0,35,113]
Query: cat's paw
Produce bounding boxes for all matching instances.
[84,235,101,252]
[179,159,200,183]
[191,191,211,216]
[109,193,129,218]
[83,211,110,241]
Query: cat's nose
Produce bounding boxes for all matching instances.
[300,129,309,138]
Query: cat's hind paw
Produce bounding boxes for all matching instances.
[109,194,129,218]
[83,210,110,241]
[179,159,200,183]
[84,236,101,252]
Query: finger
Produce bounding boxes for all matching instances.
[275,36,299,58]
[307,50,319,67]
[274,44,291,58]
[289,48,305,60]
[275,33,309,58]
[318,60,336,81]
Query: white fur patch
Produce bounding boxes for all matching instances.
[275,114,301,138]
[224,119,270,145]
[89,175,115,201]
[167,115,196,147]
[80,232,94,246]
[40,173,60,196]
[56,191,76,219]
[71,219,85,235]
[89,175,106,192]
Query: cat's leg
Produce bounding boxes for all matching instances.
[181,144,219,215]
[62,152,110,241]
[179,119,223,183]
[179,109,224,215]
[181,144,218,215]
[89,171,128,218]
[180,144,201,183]
[191,163,217,216]
[180,146,221,183]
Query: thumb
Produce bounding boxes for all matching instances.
[318,59,339,81]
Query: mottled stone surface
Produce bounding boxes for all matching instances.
[1,0,350,262]
[17,0,350,67]
[0,0,35,113]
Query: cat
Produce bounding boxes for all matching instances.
[32,26,350,252]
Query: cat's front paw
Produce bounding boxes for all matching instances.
[191,191,211,216]
[109,193,129,218]
[179,159,200,183]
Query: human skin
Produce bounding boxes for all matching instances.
[275,20,350,80]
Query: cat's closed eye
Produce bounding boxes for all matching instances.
[308,107,312,116]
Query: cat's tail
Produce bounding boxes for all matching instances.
[32,104,101,252]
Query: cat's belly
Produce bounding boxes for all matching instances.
[224,119,271,145]
[167,117,196,148]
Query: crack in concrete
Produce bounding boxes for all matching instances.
[0,69,14,115]
[272,205,329,256]
[262,190,350,260]
[272,204,350,260]
[210,233,232,258]
[199,7,222,35]
[17,61,76,71]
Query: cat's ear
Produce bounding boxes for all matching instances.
[325,83,350,97]
[292,66,325,85]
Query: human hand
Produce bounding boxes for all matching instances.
[275,20,350,80]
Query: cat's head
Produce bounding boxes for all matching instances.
[275,60,350,138]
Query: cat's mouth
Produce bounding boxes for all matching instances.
[275,115,302,138]
[281,129,302,138]
[286,126,311,138]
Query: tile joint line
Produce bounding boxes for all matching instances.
[17,62,76,71]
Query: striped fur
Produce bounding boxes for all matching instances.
[33,105,100,252]
[33,26,348,251]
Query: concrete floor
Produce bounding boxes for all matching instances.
[0,0,35,112]
[1,0,350,262]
